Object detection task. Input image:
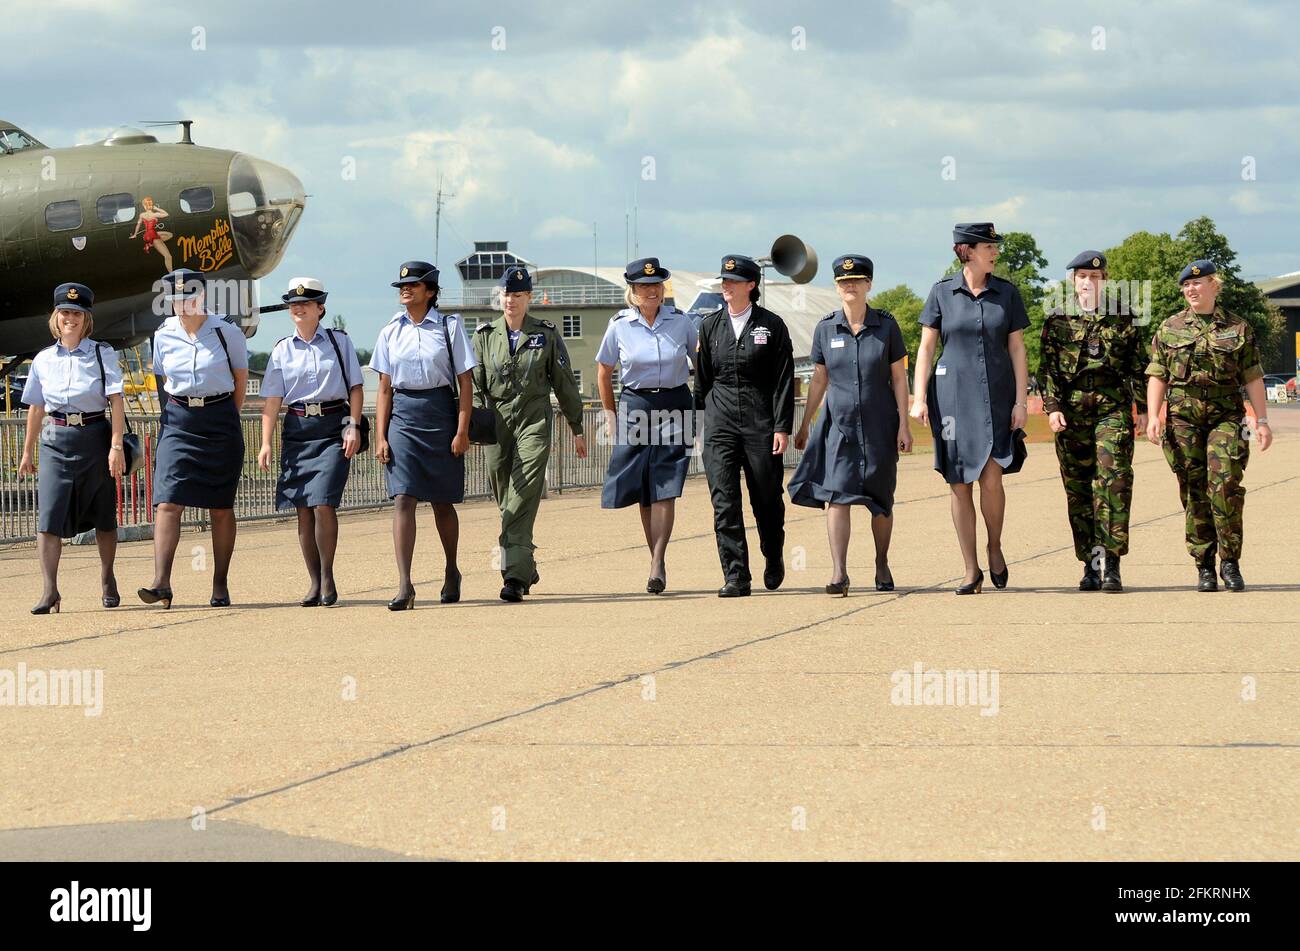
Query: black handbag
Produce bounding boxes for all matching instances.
[324,328,371,452]
[441,313,497,445]
[94,344,144,475]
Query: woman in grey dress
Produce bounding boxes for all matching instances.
[910,223,1030,594]
[789,255,912,596]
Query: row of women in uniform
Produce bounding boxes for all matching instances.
[18,220,1275,613]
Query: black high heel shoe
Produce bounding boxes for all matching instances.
[31,595,61,615]
[874,568,895,592]
[209,590,231,608]
[440,569,461,604]
[956,570,984,595]
[137,587,173,609]
[987,548,1008,589]
[300,591,321,607]
[388,590,415,611]
[321,589,338,607]
[825,577,850,597]
[102,585,121,609]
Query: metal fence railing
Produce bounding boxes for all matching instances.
[1,403,814,545]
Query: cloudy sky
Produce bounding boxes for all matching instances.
[6,0,1298,346]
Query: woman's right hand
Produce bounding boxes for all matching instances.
[375,438,392,463]
[601,409,617,442]
[1145,417,1162,445]
[1048,411,1067,433]
[793,428,808,452]
[257,444,271,471]
[909,400,929,428]
[18,453,34,477]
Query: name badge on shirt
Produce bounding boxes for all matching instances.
[1213,330,1239,341]
[525,334,546,350]
[830,337,846,349]
[936,365,947,376]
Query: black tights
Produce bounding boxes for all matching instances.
[35,528,117,605]
[391,495,459,596]
[296,505,339,600]
[151,503,236,597]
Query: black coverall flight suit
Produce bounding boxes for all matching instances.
[693,304,796,585]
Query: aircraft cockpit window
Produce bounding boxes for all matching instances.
[178,186,215,214]
[96,193,136,224]
[0,129,39,153]
[44,199,83,232]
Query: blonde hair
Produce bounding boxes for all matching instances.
[48,308,93,341]
[624,283,663,310]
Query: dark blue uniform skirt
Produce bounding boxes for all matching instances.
[601,385,693,509]
[386,387,464,503]
[38,419,117,537]
[154,398,244,509]
[788,404,899,516]
[277,413,351,510]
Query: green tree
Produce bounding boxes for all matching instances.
[248,351,270,373]
[330,313,347,332]
[1105,217,1284,366]
[870,284,924,363]
[949,231,1050,368]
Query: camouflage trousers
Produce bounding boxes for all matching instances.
[1162,390,1249,562]
[1053,390,1135,563]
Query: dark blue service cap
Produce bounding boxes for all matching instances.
[625,257,670,284]
[162,268,205,301]
[832,254,873,281]
[499,266,533,292]
[952,222,1003,245]
[1178,259,1217,284]
[53,282,94,313]
[392,261,439,287]
[1067,250,1106,271]
[719,254,760,282]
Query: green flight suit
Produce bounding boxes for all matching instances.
[1146,307,1263,562]
[472,314,585,583]
[1039,307,1148,563]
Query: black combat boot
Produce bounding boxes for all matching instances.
[1219,559,1245,592]
[1079,564,1101,592]
[499,579,525,603]
[1101,554,1123,593]
[1197,558,1218,592]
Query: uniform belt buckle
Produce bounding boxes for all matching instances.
[64,412,84,427]
[305,403,323,417]
[186,396,206,408]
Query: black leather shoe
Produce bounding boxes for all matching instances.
[31,595,61,615]
[1219,559,1245,592]
[321,585,338,607]
[1101,554,1123,593]
[102,579,120,609]
[440,569,461,604]
[210,594,231,608]
[388,590,416,610]
[874,572,895,592]
[824,577,850,597]
[718,581,751,598]
[956,569,984,595]
[763,559,785,591]
[300,592,321,607]
[646,576,666,595]
[1079,566,1101,592]
[137,586,173,609]
[988,548,1008,589]
[1197,562,1218,592]
[500,579,525,602]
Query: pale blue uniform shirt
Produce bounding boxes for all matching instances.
[152,314,249,397]
[595,306,698,389]
[22,338,123,413]
[262,328,364,405]
[368,308,478,390]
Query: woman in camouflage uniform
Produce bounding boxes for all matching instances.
[1145,259,1274,592]
[1040,251,1148,592]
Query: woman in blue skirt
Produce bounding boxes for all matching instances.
[789,256,912,596]
[370,261,477,609]
[596,257,698,594]
[257,278,364,607]
[139,269,249,609]
[18,283,127,614]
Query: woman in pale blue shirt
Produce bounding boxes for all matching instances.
[18,283,127,614]
[596,257,698,594]
[257,278,364,607]
[139,268,249,609]
[370,260,477,609]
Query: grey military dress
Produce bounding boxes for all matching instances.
[920,273,1029,484]
[788,308,907,515]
